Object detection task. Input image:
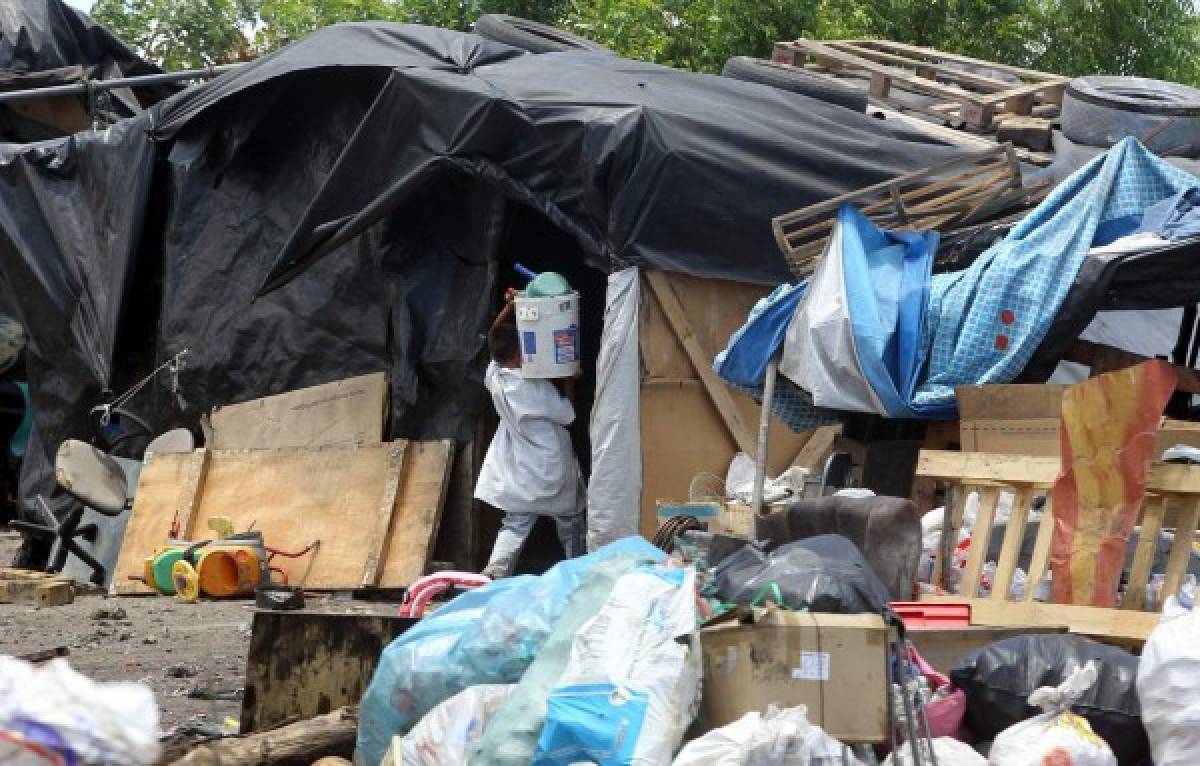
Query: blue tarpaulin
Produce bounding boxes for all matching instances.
[716,138,1200,429]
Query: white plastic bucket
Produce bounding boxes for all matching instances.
[514,291,581,378]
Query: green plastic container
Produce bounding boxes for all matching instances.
[524,271,571,297]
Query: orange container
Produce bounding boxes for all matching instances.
[196,546,262,597]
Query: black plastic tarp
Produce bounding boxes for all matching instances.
[0,22,973,520]
[0,0,170,139]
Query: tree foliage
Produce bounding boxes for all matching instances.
[92,0,1200,85]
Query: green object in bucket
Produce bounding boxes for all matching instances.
[524,271,571,297]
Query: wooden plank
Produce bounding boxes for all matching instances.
[379,440,454,588]
[1163,497,1200,602]
[1123,493,1169,610]
[961,486,999,598]
[0,577,74,607]
[241,610,417,733]
[933,485,968,587]
[114,442,453,593]
[645,271,756,457]
[1024,497,1056,602]
[210,372,387,451]
[360,442,409,588]
[791,425,842,472]
[919,594,1161,644]
[917,450,1060,486]
[174,448,211,539]
[826,41,1017,92]
[850,39,1064,83]
[774,146,1005,227]
[991,486,1031,601]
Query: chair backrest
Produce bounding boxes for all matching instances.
[54,439,128,516]
[917,450,1200,612]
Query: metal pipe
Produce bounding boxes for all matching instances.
[750,356,779,522]
[0,63,242,105]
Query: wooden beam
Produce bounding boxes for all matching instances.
[919,594,1159,644]
[961,486,999,597]
[826,41,1017,92]
[1123,493,1168,611]
[174,448,211,540]
[360,441,409,588]
[848,39,1064,83]
[918,449,1200,496]
[645,271,757,457]
[869,106,1053,166]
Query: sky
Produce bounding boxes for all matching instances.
[64,0,94,10]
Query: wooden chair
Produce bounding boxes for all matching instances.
[915,450,1200,644]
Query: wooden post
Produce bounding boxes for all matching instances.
[751,358,779,521]
[361,441,409,588]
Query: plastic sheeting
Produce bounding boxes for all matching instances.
[0,22,970,521]
[587,268,640,551]
[780,205,935,417]
[0,1,170,133]
[913,137,1199,416]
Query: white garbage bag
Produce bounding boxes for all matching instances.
[987,662,1116,766]
[883,737,986,766]
[671,705,861,766]
[530,565,701,765]
[0,656,160,765]
[1136,583,1200,766]
[399,684,515,765]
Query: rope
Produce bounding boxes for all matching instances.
[91,348,189,426]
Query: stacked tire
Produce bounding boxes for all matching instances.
[1060,75,1200,157]
[473,14,611,55]
[720,56,867,112]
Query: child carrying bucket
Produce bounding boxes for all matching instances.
[475,287,585,578]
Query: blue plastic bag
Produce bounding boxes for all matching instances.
[354,537,664,766]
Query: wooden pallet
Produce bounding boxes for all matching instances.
[915,450,1200,645]
[0,568,74,607]
[772,144,1040,278]
[772,39,1067,133]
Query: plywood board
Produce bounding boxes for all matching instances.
[638,273,810,537]
[210,372,387,450]
[112,441,452,594]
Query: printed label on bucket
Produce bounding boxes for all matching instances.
[553,326,578,364]
[522,331,538,356]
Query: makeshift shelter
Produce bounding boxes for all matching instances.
[0,22,986,563]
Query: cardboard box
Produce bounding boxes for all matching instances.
[956,384,1200,457]
[210,372,387,450]
[699,608,889,743]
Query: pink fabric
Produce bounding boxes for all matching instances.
[910,645,968,740]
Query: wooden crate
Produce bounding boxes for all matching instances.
[773,39,1067,133]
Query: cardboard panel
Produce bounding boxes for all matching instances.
[113,441,451,593]
[210,372,387,450]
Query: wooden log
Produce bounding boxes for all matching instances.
[170,707,358,766]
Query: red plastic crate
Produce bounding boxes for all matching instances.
[889,601,971,629]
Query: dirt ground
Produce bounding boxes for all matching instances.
[0,530,398,744]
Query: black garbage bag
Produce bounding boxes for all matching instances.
[714,534,892,613]
[950,633,1147,765]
